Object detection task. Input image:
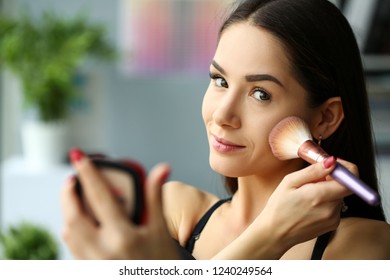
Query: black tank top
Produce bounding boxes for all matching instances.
[183,198,333,260]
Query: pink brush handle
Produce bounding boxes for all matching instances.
[298,140,380,206]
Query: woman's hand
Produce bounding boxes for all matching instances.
[213,157,355,259]
[261,157,355,251]
[60,148,180,259]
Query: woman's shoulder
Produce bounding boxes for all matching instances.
[162,181,220,211]
[326,217,390,259]
[162,181,221,244]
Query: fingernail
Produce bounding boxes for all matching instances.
[159,165,171,186]
[66,175,75,184]
[323,156,336,169]
[160,172,170,186]
[69,148,84,163]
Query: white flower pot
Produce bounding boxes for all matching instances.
[21,120,69,171]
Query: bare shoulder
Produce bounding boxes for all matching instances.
[325,217,390,260]
[162,181,220,245]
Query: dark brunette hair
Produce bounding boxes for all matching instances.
[220,0,385,220]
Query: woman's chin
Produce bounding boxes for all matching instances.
[209,158,246,178]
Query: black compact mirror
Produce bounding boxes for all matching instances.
[75,157,146,225]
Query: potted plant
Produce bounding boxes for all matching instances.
[0,11,116,169]
[0,221,59,260]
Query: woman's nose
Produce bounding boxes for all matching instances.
[212,93,241,129]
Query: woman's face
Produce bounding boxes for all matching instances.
[202,22,316,178]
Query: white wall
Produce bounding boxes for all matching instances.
[1,71,23,160]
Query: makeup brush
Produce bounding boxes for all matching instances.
[268,116,380,206]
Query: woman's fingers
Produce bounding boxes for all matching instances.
[336,158,359,176]
[60,176,99,259]
[284,157,359,201]
[323,158,358,199]
[60,176,83,223]
[69,148,126,225]
[145,163,171,226]
[281,157,336,189]
[62,150,178,259]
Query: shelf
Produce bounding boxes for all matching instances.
[0,156,73,259]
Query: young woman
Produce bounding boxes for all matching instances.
[61,0,390,259]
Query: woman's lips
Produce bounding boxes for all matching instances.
[211,135,246,153]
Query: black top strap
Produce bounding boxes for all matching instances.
[311,231,334,260]
[175,239,196,260]
[184,197,333,259]
[185,198,231,253]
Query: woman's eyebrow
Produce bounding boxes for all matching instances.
[211,60,284,88]
[211,60,226,75]
[245,74,284,88]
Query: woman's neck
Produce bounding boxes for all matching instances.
[230,159,304,225]
[230,175,279,223]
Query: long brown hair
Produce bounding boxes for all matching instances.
[220,0,385,221]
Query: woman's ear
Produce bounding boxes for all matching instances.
[310,97,344,140]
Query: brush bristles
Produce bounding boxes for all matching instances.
[268,116,313,160]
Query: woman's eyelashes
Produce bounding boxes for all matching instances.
[209,72,228,88]
[251,88,271,102]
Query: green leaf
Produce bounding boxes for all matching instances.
[0,10,116,121]
[0,222,59,260]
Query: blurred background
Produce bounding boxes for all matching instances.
[0,0,389,259]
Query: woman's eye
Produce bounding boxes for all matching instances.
[252,89,271,102]
[215,77,228,88]
[210,73,228,88]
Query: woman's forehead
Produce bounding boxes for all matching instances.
[214,23,292,82]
